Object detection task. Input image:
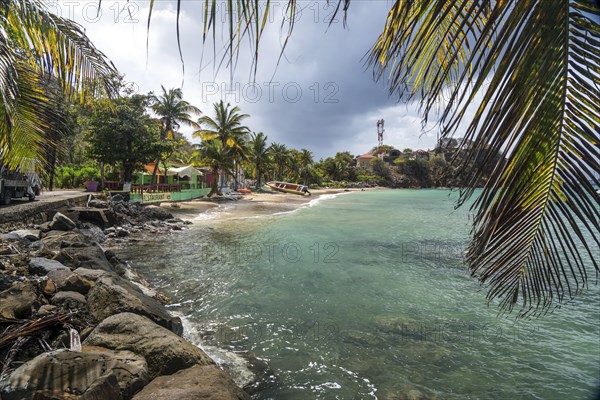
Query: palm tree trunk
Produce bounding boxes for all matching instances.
[210,168,219,195]
[151,155,161,188]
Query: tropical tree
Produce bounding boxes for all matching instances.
[229,134,250,190]
[86,94,160,183]
[269,143,289,181]
[149,86,200,182]
[0,0,116,170]
[197,140,232,195]
[249,132,271,188]
[299,148,314,185]
[193,100,250,190]
[194,100,249,148]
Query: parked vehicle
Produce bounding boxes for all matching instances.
[0,170,40,205]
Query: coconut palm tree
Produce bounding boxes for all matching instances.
[193,100,249,149]
[150,86,200,140]
[197,139,233,195]
[193,100,250,191]
[249,132,270,189]
[0,0,116,170]
[149,86,200,183]
[229,134,250,190]
[269,143,289,181]
[299,149,314,185]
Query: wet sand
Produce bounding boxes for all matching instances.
[159,188,380,221]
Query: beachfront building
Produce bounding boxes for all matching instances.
[356,153,376,171]
[130,162,211,203]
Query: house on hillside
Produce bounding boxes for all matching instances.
[415,149,430,160]
[356,153,376,171]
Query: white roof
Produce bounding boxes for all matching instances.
[168,165,203,177]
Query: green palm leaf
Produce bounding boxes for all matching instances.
[368,0,600,316]
[1,0,117,169]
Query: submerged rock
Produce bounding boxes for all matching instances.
[49,212,76,231]
[84,312,213,379]
[0,348,148,400]
[131,365,250,400]
[86,274,183,335]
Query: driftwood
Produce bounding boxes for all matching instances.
[0,313,71,350]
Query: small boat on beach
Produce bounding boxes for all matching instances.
[238,188,251,194]
[266,181,311,196]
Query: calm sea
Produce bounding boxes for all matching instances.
[119,190,600,399]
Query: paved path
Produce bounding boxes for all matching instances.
[0,190,90,224]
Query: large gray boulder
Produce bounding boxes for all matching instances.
[49,212,76,231]
[0,348,148,400]
[131,365,250,400]
[86,274,182,335]
[55,243,114,271]
[28,257,70,275]
[79,222,107,243]
[0,281,40,319]
[84,313,213,379]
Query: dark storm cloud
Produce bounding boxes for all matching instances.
[60,0,441,158]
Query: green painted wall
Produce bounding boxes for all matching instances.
[130,188,211,204]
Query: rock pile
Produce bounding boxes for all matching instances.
[0,197,249,400]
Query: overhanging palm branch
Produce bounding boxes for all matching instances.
[368,0,600,316]
[1,0,117,169]
[145,0,350,78]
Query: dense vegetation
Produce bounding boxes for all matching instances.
[52,86,499,192]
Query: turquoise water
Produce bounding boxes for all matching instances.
[119,190,600,399]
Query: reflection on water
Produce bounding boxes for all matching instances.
[119,190,600,400]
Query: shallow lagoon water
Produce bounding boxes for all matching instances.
[119,190,600,399]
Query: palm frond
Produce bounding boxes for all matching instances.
[8,0,117,100]
[368,0,600,316]
[144,0,350,79]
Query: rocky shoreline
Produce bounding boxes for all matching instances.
[0,196,251,400]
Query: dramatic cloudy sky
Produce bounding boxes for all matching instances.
[53,0,448,159]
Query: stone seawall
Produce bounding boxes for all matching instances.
[0,192,90,225]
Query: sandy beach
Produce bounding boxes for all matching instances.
[159,188,380,221]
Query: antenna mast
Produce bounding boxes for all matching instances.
[377,119,385,158]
